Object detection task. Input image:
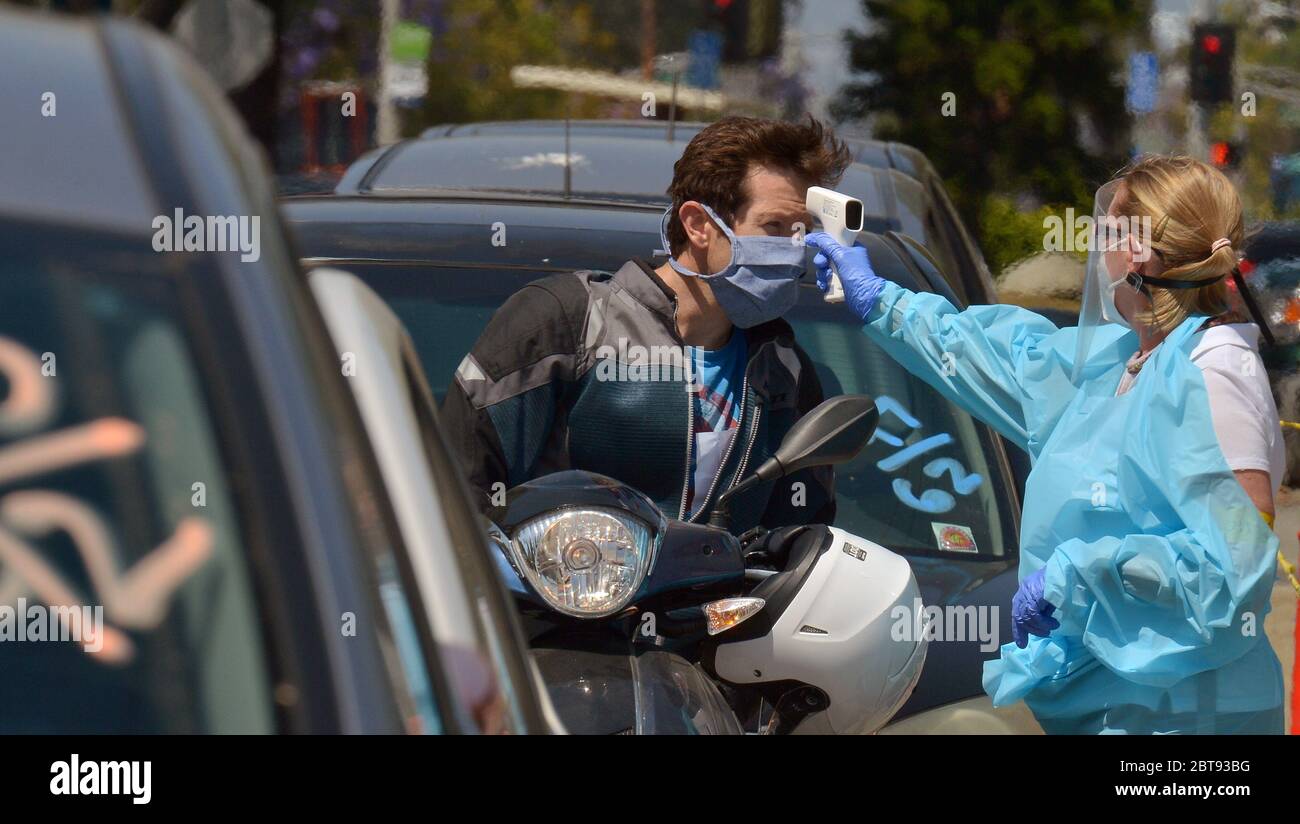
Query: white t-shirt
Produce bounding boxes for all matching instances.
[1189,324,1285,494]
[1115,323,1284,494]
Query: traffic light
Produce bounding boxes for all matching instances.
[1189,23,1236,104]
[704,0,783,63]
[1210,141,1241,169]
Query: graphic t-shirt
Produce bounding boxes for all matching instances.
[685,330,747,518]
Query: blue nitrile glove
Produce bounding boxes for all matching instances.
[1011,567,1060,649]
[803,231,888,320]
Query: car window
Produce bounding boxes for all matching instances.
[834,165,908,238]
[343,260,1012,560]
[887,172,965,301]
[373,550,441,733]
[831,167,968,304]
[346,264,561,402]
[892,232,961,305]
[787,297,1010,559]
[926,179,986,300]
[0,266,276,733]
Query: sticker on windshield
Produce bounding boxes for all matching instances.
[931,522,977,553]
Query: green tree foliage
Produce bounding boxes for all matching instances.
[834,0,1151,270]
[978,195,1083,275]
[1218,4,1300,220]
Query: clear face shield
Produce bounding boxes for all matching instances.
[1071,179,1251,381]
[1073,179,1142,381]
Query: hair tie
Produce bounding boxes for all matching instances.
[1211,237,1232,254]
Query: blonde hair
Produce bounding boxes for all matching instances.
[1112,154,1243,333]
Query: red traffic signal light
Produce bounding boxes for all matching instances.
[1190,23,1236,104]
[1210,141,1241,168]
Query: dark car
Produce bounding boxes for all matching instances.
[282,190,1032,729]
[338,118,997,306]
[0,8,548,734]
[1241,221,1300,483]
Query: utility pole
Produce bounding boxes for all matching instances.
[641,0,656,81]
[1187,103,1209,163]
[375,0,401,145]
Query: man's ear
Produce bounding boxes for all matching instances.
[678,201,717,252]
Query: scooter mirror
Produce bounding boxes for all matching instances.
[765,394,877,479]
[710,395,876,529]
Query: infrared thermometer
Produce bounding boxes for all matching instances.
[805,186,864,303]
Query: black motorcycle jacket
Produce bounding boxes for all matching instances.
[440,259,836,532]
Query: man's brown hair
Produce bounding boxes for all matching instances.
[665,115,851,254]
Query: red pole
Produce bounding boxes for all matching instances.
[1292,601,1299,734]
[1292,531,1300,735]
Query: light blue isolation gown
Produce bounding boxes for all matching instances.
[859,280,1284,734]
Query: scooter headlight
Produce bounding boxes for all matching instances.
[510,507,656,618]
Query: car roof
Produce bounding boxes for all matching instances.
[416,119,929,175]
[330,134,931,240]
[421,119,703,141]
[0,8,159,235]
[340,119,938,195]
[351,134,687,202]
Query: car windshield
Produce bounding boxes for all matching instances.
[347,263,1009,560]
[0,254,275,733]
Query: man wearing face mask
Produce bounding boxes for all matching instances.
[443,116,850,531]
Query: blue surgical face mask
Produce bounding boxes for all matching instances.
[659,204,806,328]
